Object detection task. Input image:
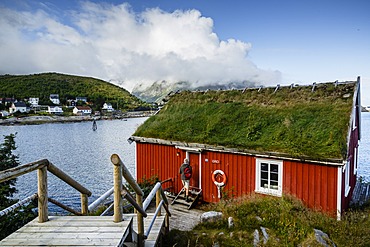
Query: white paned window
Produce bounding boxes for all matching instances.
[255,158,283,196]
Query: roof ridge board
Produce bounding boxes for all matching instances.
[180,80,357,95]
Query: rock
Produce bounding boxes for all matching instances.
[261,227,269,244]
[253,229,259,247]
[200,211,223,223]
[228,216,234,228]
[314,229,336,247]
[213,242,220,247]
[255,216,262,222]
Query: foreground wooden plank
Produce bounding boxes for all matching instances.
[0,216,133,246]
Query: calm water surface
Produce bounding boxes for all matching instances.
[0,117,147,213]
[1,114,370,213]
[358,112,370,181]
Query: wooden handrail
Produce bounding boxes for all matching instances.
[0,159,92,222]
[47,162,92,196]
[48,198,83,216]
[0,159,48,183]
[111,154,143,196]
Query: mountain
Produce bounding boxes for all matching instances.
[131,80,260,103]
[0,73,146,110]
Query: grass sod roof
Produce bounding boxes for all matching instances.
[133,81,357,162]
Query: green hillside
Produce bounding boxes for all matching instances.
[0,73,145,110]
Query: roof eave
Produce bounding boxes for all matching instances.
[128,136,344,166]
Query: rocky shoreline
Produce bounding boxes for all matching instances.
[0,115,96,126]
[0,112,153,126]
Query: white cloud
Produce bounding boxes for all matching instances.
[0,2,281,91]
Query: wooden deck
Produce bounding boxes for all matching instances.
[0,214,166,247]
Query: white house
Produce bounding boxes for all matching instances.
[0,110,9,117]
[48,106,63,115]
[102,103,114,112]
[29,97,39,107]
[50,94,60,105]
[73,106,92,115]
[9,102,28,114]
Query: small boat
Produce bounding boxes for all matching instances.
[92,119,97,131]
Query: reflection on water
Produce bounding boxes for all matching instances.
[0,117,147,213]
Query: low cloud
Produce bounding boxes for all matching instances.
[0,1,281,91]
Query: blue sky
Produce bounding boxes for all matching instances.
[1,0,369,104]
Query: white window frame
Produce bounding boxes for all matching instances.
[255,158,283,197]
[344,160,351,197]
[353,147,358,175]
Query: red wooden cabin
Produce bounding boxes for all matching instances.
[130,78,361,219]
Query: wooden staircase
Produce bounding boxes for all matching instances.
[170,186,202,209]
[0,155,171,247]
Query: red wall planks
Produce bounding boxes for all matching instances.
[136,142,339,214]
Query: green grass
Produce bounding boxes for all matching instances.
[163,195,370,247]
[134,82,355,161]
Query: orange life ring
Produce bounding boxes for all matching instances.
[212,170,227,187]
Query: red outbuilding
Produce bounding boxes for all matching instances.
[130,78,361,219]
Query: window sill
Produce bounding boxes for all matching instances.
[255,189,282,197]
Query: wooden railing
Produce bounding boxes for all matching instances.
[0,159,92,222]
[0,156,171,247]
[110,154,171,247]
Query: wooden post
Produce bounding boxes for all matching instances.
[81,194,88,215]
[156,189,161,216]
[136,194,144,247]
[37,166,48,223]
[113,161,123,223]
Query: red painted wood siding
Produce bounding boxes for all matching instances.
[135,142,340,214]
[283,160,338,213]
[136,142,186,193]
[199,151,255,203]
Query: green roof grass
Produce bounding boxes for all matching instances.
[133,82,356,161]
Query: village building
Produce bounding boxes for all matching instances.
[47,105,63,115]
[73,106,92,115]
[102,103,114,112]
[0,97,15,105]
[28,97,39,107]
[9,101,28,114]
[0,110,9,117]
[50,94,60,105]
[129,78,361,219]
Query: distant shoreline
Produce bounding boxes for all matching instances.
[0,112,152,126]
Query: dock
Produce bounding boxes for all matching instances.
[0,155,171,247]
[0,214,166,247]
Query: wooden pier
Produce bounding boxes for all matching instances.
[0,214,166,247]
[0,155,171,247]
[0,216,133,246]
